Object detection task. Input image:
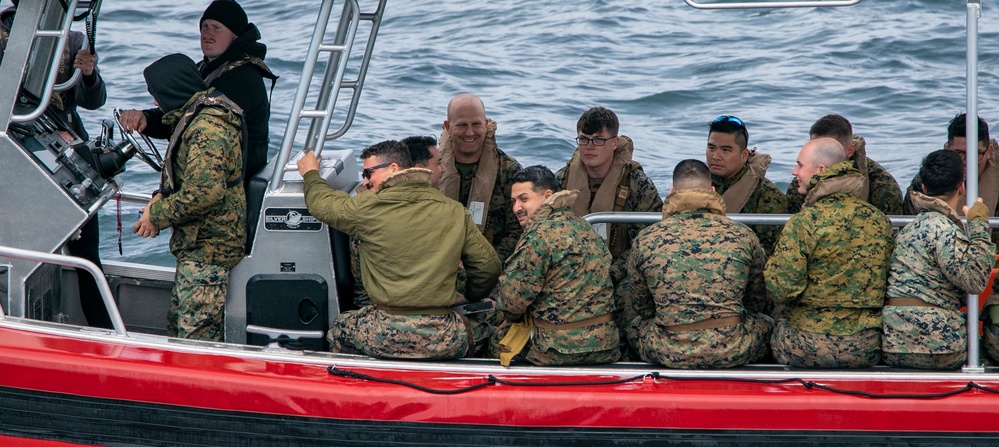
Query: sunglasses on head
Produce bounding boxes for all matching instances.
[712,115,749,143]
[362,162,392,179]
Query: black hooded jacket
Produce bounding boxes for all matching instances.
[142,23,276,186]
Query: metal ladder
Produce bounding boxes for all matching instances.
[270,0,387,191]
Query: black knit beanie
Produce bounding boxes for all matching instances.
[200,0,247,35]
[144,53,209,113]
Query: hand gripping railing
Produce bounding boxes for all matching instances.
[11,0,81,123]
[271,0,386,192]
[684,0,861,9]
[0,245,126,336]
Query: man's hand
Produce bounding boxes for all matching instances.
[73,49,96,77]
[297,150,322,176]
[133,194,161,238]
[965,197,989,223]
[117,109,148,134]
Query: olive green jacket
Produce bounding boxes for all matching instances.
[303,168,501,308]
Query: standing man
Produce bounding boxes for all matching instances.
[3,1,113,329]
[623,160,772,369]
[555,106,663,283]
[766,138,893,368]
[119,0,278,185]
[298,141,500,360]
[885,150,995,370]
[440,93,523,264]
[788,114,903,216]
[491,166,620,366]
[705,115,786,255]
[133,54,246,342]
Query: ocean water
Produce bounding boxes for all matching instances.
[75,0,999,266]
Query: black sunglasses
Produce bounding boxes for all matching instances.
[362,162,392,179]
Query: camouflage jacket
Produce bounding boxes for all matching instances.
[766,161,893,336]
[149,91,246,269]
[555,158,663,281]
[712,161,787,256]
[787,137,903,216]
[304,168,501,308]
[624,188,768,326]
[496,190,619,355]
[883,192,996,354]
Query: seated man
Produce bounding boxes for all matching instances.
[884,150,995,369]
[788,115,903,216]
[297,140,500,360]
[766,138,893,368]
[623,159,773,368]
[555,107,663,282]
[904,115,999,233]
[440,93,523,264]
[349,135,449,308]
[706,116,785,255]
[490,165,620,366]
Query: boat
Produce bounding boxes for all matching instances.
[2,0,999,445]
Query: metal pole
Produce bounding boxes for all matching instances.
[684,0,861,9]
[964,0,984,373]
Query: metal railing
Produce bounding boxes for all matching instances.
[0,245,126,335]
[586,211,999,372]
[11,0,80,123]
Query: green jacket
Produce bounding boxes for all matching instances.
[304,168,500,308]
[149,91,246,268]
[766,161,893,336]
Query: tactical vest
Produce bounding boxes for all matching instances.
[203,55,279,97]
[160,91,245,198]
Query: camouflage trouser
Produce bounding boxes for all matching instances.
[771,321,881,368]
[486,324,621,366]
[627,313,774,369]
[169,260,230,342]
[328,305,469,360]
[882,351,965,370]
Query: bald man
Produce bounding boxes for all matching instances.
[766,138,893,368]
[439,93,523,264]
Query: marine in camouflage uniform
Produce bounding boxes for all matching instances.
[622,186,773,368]
[884,192,995,369]
[138,54,246,342]
[711,152,787,256]
[489,190,620,365]
[302,164,500,360]
[766,161,893,368]
[440,116,523,264]
[554,136,663,283]
[787,136,903,216]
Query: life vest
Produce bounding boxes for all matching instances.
[160,90,245,197]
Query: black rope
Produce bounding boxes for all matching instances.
[327,365,999,400]
[328,366,497,395]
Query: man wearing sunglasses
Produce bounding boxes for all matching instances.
[439,94,523,265]
[555,107,663,285]
[705,115,786,256]
[787,115,903,217]
[903,114,999,229]
[297,140,501,360]
[766,138,893,368]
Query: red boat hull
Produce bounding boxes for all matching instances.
[2,324,999,446]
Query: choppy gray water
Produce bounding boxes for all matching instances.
[76,0,999,265]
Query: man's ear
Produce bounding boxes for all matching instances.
[543,189,554,199]
[443,120,451,132]
[817,164,828,173]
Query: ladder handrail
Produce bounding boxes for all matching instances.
[11,0,81,123]
[0,245,127,336]
[326,4,386,141]
[684,0,861,9]
[271,0,386,192]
